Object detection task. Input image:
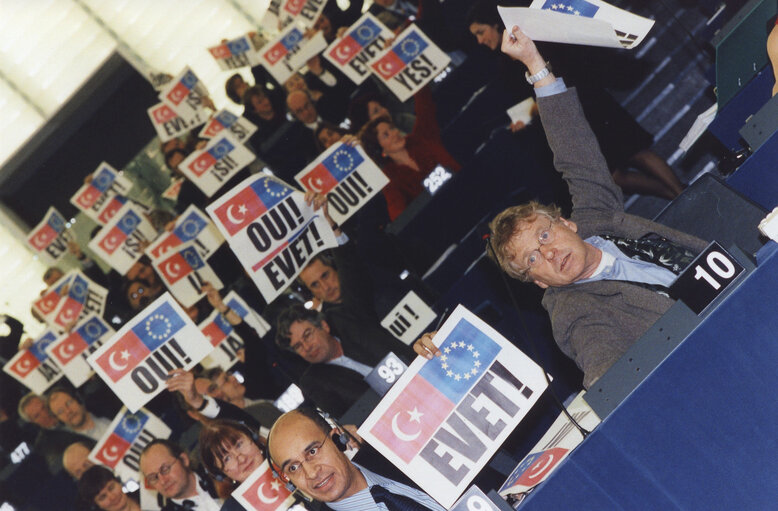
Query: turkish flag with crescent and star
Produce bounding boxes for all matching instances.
[3,330,63,394]
[152,241,224,307]
[233,460,295,511]
[329,16,383,65]
[211,175,294,236]
[33,272,72,322]
[46,313,114,388]
[26,206,69,258]
[372,30,428,80]
[87,293,213,412]
[89,407,172,482]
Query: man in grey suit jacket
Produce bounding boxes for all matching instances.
[482,27,708,388]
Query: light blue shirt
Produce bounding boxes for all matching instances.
[328,351,373,377]
[534,77,567,97]
[328,463,445,511]
[576,236,678,287]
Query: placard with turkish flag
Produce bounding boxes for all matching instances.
[88,203,158,275]
[87,293,212,412]
[358,305,548,508]
[147,101,207,143]
[232,460,296,511]
[278,0,327,28]
[295,141,388,225]
[224,290,271,337]
[208,34,263,70]
[324,13,393,85]
[260,24,327,84]
[46,314,115,388]
[48,270,108,333]
[26,206,72,262]
[199,109,257,144]
[70,162,133,225]
[32,272,73,324]
[370,24,450,102]
[3,330,63,394]
[198,309,245,370]
[206,175,338,304]
[179,131,256,197]
[88,406,172,483]
[146,204,224,262]
[158,67,209,120]
[152,241,224,307]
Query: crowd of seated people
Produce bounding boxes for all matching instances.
[4,0,750,509]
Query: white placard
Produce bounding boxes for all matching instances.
[199,109,258,143]
[88,407,172,483]
[32,273,72,324]
[179,132,256,197]
[198,309,245,370]
[370,24,450,102]
[324,13,393,85]
[278,0,328,28]
[158,67,210,119]
[498,0,654,50]
[260,24,328,84]
[224,291,272,338]
[71,162,134,225]
[147,101,207,143]
[3,330,63,394]
[231,460,296,511]
[295,141,389,225]
[206,175,338,304]
[498,391,600,496]
[46,314,115,388]
[208,34,263,70]
[26,206,72,262]
[88,203,159,276]
[152,241,224,308]
[87,293,213,412]
[48,270,108,333]
[380,291,437,345]
[146,204,224,262]
[358,305,548,508]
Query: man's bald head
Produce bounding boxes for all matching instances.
[287,90,318,124]
[63,441,95,480]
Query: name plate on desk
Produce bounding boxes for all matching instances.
[365,352,407,396]
[670,241,745,315]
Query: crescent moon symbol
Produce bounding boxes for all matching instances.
[102,234,121,252]
[335,44,353,62]
[58,307,76,324]
[527,453,555,480]
[34,233,50,248]
[304,176,324,193]
[257,482,279,504]
[226,204,246,225]
[41,297,57,313]
[377,61,395,78]
[192,156,211,173]
[390,412,421,442]
[101,445,120,462]
[108,351,129,371]
[16,358,32,372]
[163,261,182,280]
[59,340,77,359]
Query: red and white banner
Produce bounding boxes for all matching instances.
[295,141,388,225]
[48,270,108,334]
[88,203,158,276]
[358,305,548,508]
[46,314,115,388]
[26,207,72,262]
[232,460,296,511]
[88,407,172,483]
[87,293,212,412]
[199,109,257,144]
[206,175,338,303]
[260,24,327,84]
[158,67,209,120]
[179,132,256,198]
[324,13,393,85]
[147,101,207,143]
[152,241,224,307]
[145,205,223,262]
[370,24,450,102]
[3,330,63,394]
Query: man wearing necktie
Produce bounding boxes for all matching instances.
[268,409,445,511]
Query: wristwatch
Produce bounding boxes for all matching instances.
[525,62,552,85]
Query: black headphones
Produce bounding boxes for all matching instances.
[202,420,262,482]
[266,408,350,493]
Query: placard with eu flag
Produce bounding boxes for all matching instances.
[146,204,223,262]
[260,23,327,84]
[324,13,394,85]
[199,108,257,144]
[88,406,171,483]
[46,313,115,387]
[3,329,63,394]
[207,175,338,304]
[159,66,210,120]
[370,24,450,102]
[198,309,245,371]
[88,202,159,275]
[33,272,73,325]
[70,162,134,225]
[26,206,73,262]
[295,141,389,225]
[180,131,256,197]
[152,240,224,307]
[49,270,109,333]
[208,34,262,70]
[358,305,548,508]
[87,293,213,412]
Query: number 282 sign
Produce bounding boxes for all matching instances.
[670,241,745,315]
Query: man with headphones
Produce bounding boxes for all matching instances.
[140,439,223,511]
[267,408,445,511]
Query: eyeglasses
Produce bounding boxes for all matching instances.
[290,326,315,353]
[282,433,330,479]
[130,286,145,301]
[518,219,555,276]
[145,457,180,487]
[219,437,261,474]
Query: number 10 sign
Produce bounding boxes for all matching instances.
[670,241,745,315]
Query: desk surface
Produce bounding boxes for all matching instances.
[519,242,778,510]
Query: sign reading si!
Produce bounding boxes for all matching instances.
[669,241,745,315]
